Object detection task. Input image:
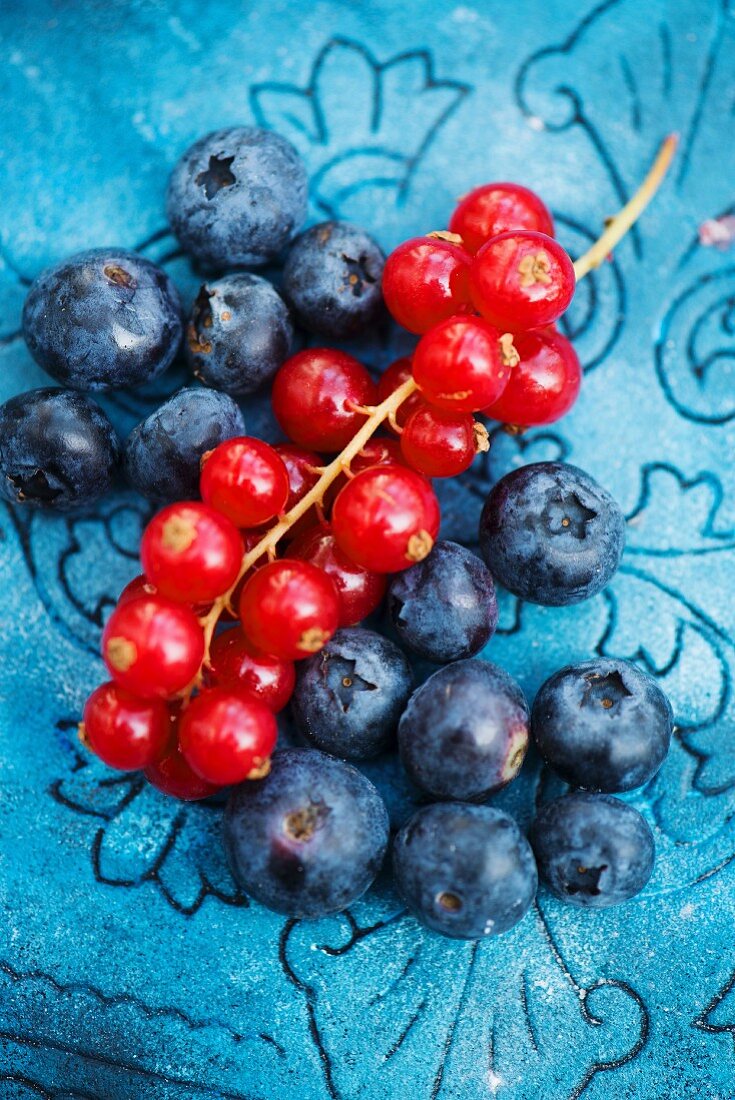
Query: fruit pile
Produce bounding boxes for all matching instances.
[1,125,677,939]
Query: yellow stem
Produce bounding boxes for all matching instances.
[573,134,678,280]
[195,136,678,665]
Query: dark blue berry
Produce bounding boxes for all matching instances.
[291,628,413,760]
[0,387,120,509]
[392,802,537,939]
[478,462,625,606]
[532,657,673,792]
[22,249,182,392]
[123,386,244,500]
[224,748,389,917]
[398,659,529,801]
[166,127,308,269]
[387,540,497,663]
[282,221,385,338]
[185,273,294,396]
[529,792,654,908]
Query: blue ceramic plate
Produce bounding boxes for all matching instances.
[2,1,735,1096]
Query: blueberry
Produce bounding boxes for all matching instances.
[392,803,537,939]
[22,249,183,392]
[291,628,413,760]
[0,387,120,509]
[123,386,245,500]
[166,127,308,269]
[532,657,673,792]
[387,540,497,663]
[398,659,529,801]
[478,461,625,606]
[185,273,294,396]
[224,748,389,917]
[529,792,654,908]
[282,221,385,338]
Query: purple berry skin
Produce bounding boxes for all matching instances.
[223,748,389,918]
[529,792,655,908]
[398,659,530,802]
[478,461,625,606]
[166,127,308,269]
[393,802,537,939]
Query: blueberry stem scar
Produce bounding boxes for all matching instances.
[572,133,678,280]
[192,139,677,680]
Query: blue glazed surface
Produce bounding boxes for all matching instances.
[2,1,735,1096]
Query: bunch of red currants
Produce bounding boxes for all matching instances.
[81,181,582,801]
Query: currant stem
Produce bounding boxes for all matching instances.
[198,376,419,649]
[572,134,678,280]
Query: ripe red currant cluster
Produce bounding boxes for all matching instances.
[80,138,677,805]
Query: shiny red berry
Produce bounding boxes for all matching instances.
[102,595,205,699]
[377,357,425,433]
[118,573,158,606]
[412,315,511,413]
[470,230,575,331]
[273,443,324,542]
[218,531,265,623]
[400,405,480,478]
[483,329,582,426]
[144,740,221,801]
[178,688,278,786]
[140,502,243,604]
[272,349,378,451]
[200,437,289,528]
[239,559,340,660]
[351,436,404,473]
[82,682,172,770]
[332,464,440,574]
[289,526,387,626]
[206,627,295,711]
[382,237,472,334]
[450,183,554,253]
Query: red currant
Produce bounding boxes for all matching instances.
[118,573,158,606]
[239,559,340,660]
[483,328,582,426]
[218,530,266,623]
[82,682,172,770]
[273,443,325,542]
[332,464,440,573]
[382,236,472,333]
[377,358,426,435]
[144,740,221,801]
[206,627,295,711]
[351,436,404,472]
[450,183,554,253]
[102,595,205,699]
[272,349,378,451]
[140,502,243,604]
[179,688,278,785]
[400,405,481,478]
[289,526,387,625]
[200,437,289,528]
[470,230,575,331]
[412,315,512,413]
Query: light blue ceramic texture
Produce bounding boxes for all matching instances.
[1,1,735,1097]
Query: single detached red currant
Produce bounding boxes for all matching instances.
[102,594,205,699]
[332,464,440,574]
[82,682,172,770]
[377,357,425,432]
[206,627,295,712]
[140,502,243,605]
[400,405,484,478]
[450,183,555,253]
[144,739,221,801]
[239,559,340,660]
[289,526,387,625]
[412,315,512,413]
[200,437,290,528]
[179,688,278,786]
[272,349,378,451]
[382,236,472,333]
[470,230,575,331]
[483,329,582,426]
